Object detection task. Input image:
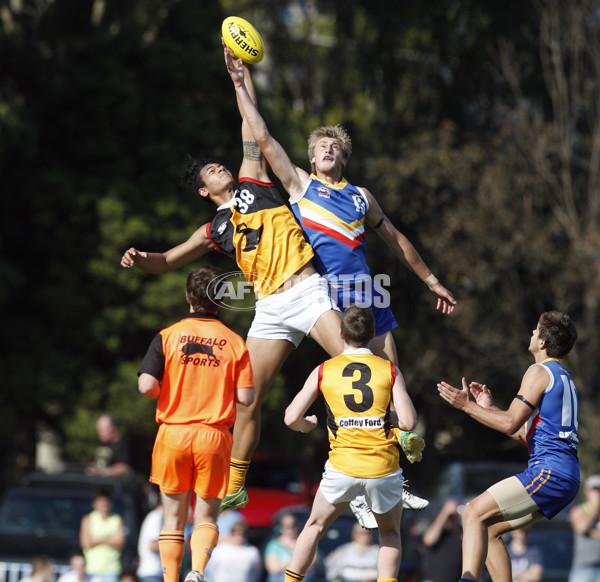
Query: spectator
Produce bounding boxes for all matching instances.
[324,523,379,582]
[57,551,100,582]
[569,474,600,582]
[217,509,245,537]
[118,572,138,582]
[19,556,54,582]
[80,488,126,582]
[204,520,262,582]
[137,502,164,582]
[419,499,463,582]
[264,513,317,582]
[87,413,133,477]
[507,528,543,582]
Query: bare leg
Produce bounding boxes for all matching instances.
[161,491,191,531]
[231,337,294,461]
[369,331,398,365]
[309,309,344,356]
[485,510,543,582]
[485,521,513,582]
[193,496,221,525]
[373,502,403,579]
[461,491,505,581]
[160,491,190,582]
[288,489,347,574]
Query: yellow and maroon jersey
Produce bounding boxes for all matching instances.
[207,178,314,299]
[318,349,400,478]
[139,313,254,427]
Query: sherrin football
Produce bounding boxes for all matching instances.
[222,16,265,64]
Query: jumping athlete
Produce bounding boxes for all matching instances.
[223,47,456,366]
[122,62,343,512]
[224,46,446,519]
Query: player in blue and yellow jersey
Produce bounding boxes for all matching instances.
[121,61,343,514]
[283,305,417,582]
[224,49,456,367]
[437,311,580,582]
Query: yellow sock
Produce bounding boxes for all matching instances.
[227,457,251,495]
[285,569,305,582]
[158,531,185,582]
[190,522,219,576]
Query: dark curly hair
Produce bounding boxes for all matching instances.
[180,156,221,202]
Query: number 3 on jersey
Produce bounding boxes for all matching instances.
[343,363,374,412]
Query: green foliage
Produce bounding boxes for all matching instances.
[2,0,600,494]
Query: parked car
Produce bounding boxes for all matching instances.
[240,452,317,536]
[0,471,146,582]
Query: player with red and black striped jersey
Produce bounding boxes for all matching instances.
[122,60,344,515]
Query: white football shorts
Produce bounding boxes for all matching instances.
[248,273,339,347]
[319,460,405,514]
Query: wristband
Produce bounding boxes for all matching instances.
[424,274,439,288]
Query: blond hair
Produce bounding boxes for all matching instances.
[307,125,352,172]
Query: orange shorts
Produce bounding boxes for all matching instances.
[150,423,232,498]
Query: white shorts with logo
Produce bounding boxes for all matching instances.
[319,460,404,514]
[248,273,339,347]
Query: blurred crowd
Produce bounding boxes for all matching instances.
[16,470,600,582]
[14,413,599,582]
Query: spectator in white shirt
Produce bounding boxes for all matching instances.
[137,503,164,582]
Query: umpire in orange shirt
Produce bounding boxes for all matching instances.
[138,265,255,582]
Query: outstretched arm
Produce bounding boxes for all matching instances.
[362,188,456,314]
[437,364,549,436]
[224,46,309,198]
[235,57,270,183]
[468,381,526,443]
[120,224,214,273]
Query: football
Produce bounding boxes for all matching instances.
[222,16,265,64]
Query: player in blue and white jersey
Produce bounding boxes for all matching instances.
[437,310,580,582]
